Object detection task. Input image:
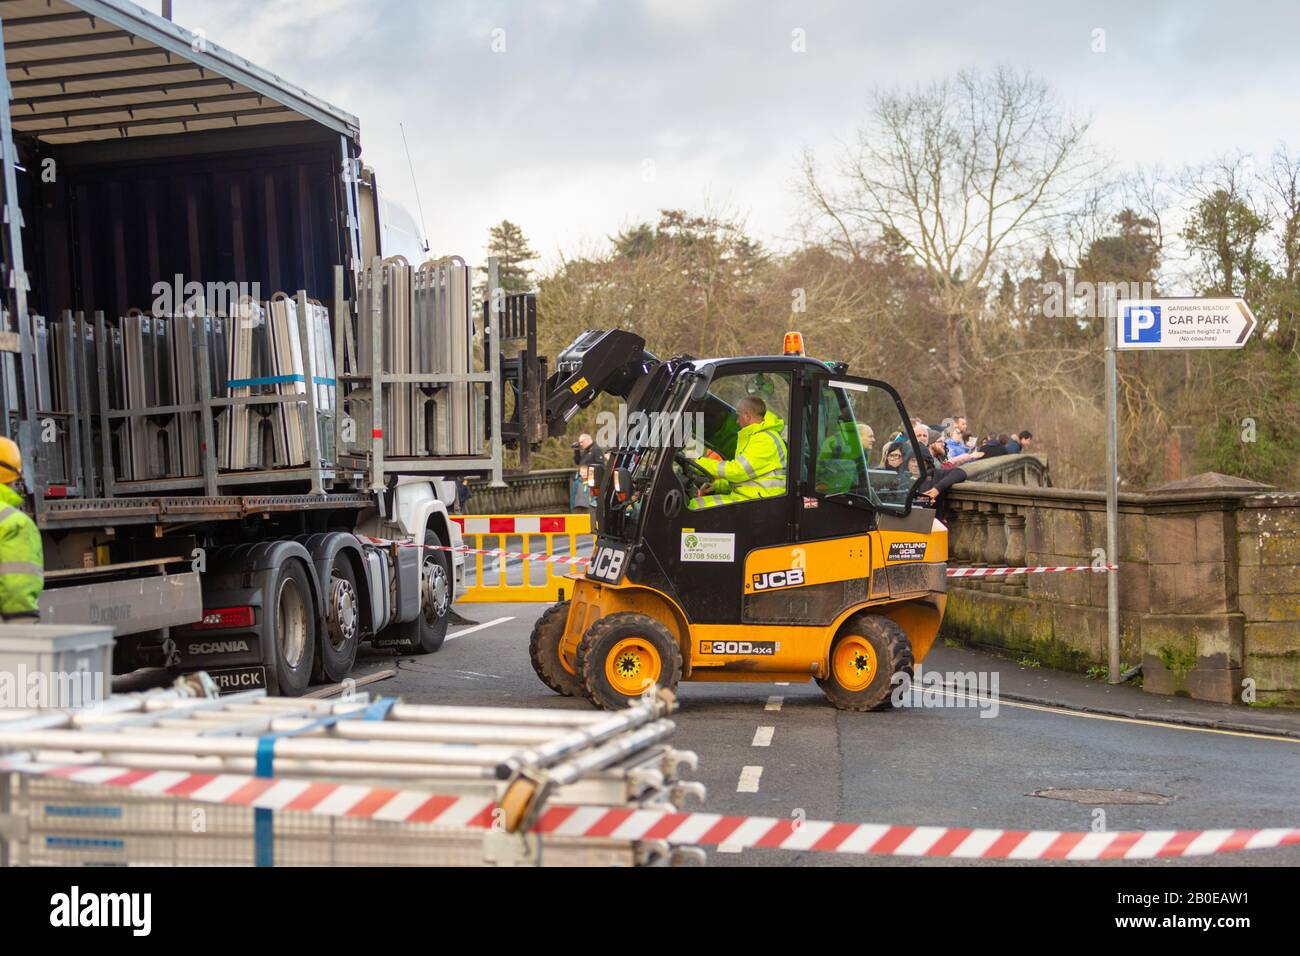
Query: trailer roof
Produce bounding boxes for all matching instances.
[1,0,360,144]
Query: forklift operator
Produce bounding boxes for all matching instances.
[688,396,788,510]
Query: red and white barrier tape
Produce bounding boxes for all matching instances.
[366,536,1116,576]
[947,564,1116,577]
[4,758,1294,860]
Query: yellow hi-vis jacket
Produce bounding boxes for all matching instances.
[0,482,43,617]
[688,410,788,510]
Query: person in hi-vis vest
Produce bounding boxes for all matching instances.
[688,397,788,510]
[0,436,43,621]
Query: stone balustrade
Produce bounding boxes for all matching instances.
[943,479,1300,706]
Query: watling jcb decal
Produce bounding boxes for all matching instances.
[752,567,805,591]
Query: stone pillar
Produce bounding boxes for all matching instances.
[984,508,1008,594]
[1004,512,1027,591]
[963,509,988,589]
[946,502,963,565]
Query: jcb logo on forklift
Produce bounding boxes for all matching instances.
[752,567,805,591]
[587,543,628,583]
[700,640,778,655]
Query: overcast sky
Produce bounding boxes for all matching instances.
[141,0,1300,270]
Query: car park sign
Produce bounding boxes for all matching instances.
[1117,298,1256,350]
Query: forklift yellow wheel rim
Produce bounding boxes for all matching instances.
[833,635,878,692]
[606,638,662,696]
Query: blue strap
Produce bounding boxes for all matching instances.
[252,697,396,867]
[226,374,336,388]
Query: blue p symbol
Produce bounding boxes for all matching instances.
[1123,305,1160,343]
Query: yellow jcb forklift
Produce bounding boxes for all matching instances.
[531,330,948,710]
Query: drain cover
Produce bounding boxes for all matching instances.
[1030,788,1172,806]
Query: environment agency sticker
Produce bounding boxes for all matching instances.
[680,530,735,562]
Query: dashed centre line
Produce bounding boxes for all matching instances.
[737,765,764,792]
[752,726,774,747]
[765,695,784,711]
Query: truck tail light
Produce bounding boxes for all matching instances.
[193,606,254,630]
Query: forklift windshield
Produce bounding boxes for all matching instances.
[806,377,923,514]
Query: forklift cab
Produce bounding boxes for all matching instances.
[594,355,933,627]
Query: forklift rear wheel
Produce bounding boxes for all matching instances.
[576,612,683,710]
[817,613,913,711]
[528,601,585,697]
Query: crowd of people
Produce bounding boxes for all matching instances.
[569,413,1035,513]
[877,414,1036,504]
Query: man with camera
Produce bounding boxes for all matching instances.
[572,433,605,517]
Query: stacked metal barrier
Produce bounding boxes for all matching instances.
[0,687,706,867]
[219,300,260,471]
[349,255,483,461]
[18,255,495,496]
[27,312,96,492]
[106,312,208,481]
[83,295,334,482]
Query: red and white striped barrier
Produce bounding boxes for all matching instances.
[361,537,592,566]
[451,515,582,536]
[4,757,1294,860]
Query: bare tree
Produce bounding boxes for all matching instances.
[1263,146,1300,283]
[801,66,1092,410]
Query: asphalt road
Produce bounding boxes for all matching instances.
[363,601,1300,867]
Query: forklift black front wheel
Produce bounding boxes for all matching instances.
[576,612,683,710]
[528,601,585,697]
[817,613,914,712]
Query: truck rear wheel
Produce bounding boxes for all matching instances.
[315,554,361,683]
[576,612,682,710]
[396,529,451,655]
[817,613,912,712]
[528,601,584,697]
[267,560,316,696]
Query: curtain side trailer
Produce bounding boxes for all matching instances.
[0,1,539,694]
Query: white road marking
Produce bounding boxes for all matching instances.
[765,695,783,711]
[938,683,1300,744]
[752,726,774,747]
[737,765,763,792]
[716,843,744,853]
[775,682,790,686]
[444,616,514,641]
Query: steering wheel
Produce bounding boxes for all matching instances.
[673,452,712,494]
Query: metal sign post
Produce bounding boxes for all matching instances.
[1104,294,1120,682]
[1104,295,1257,683]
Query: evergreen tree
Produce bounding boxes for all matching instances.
[479,220,538,295]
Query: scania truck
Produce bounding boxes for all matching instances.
[0,0,542,693]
